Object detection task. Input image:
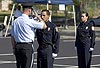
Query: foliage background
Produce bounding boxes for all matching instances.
[0,0,100,25]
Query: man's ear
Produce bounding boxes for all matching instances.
[29,9,31,13]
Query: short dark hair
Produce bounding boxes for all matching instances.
[82,11,88,17]
[17,5,21,10]
[23,6,32,9]
[41,9,50,16]
[23,6,32,11]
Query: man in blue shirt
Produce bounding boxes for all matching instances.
[14,5,22,20]
[10,6,47,68]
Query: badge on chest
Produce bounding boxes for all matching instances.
[86,26,88,29]
[48,27,50,31]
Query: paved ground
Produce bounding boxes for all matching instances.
[0,37,100,68]
[0,26,100,68]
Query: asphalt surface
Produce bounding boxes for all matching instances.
[0,27,100,68]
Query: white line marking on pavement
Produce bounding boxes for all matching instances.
[55,54,100,60]
[0,53,100,67]
[63,39,100,42]
[0,53,100,59]
[54,64,99,68]
[0,52,37,56]
[0,53,13,56]
[53,64,75,67]
[92,64,100,66]
[0,60,16,64]
[63,40,75,42]
[0,60,100,68]
[55,56,77,59]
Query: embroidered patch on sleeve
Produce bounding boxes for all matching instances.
[55,27,59,32]
[92,26,94,30]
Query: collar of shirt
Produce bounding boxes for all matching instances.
[81,21,88,25]
[14,9,22,17]
[22,14,29,19]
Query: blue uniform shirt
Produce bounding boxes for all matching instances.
[11,14,44,42]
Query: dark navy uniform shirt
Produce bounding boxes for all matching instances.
[36,21,60,53]
[75,20,96,48]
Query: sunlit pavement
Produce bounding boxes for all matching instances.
[0,27,100,68]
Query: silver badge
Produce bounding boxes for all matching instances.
[48,27,50,31]
[86,26,88,29]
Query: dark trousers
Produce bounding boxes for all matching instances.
[37,45,54,68]
[15,43,34,68]
[77,42,92,68]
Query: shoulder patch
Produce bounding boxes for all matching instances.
[92,26,94,30]
[55,27,59,32]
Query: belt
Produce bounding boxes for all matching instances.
[39,44,51,48]
[16,42,33,44]
[41,45,48,48]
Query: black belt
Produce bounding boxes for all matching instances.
[16,42,33,44]
[39,44,51,48]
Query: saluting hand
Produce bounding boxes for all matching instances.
[34,11,39,17]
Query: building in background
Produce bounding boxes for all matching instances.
[0,0,12,11]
